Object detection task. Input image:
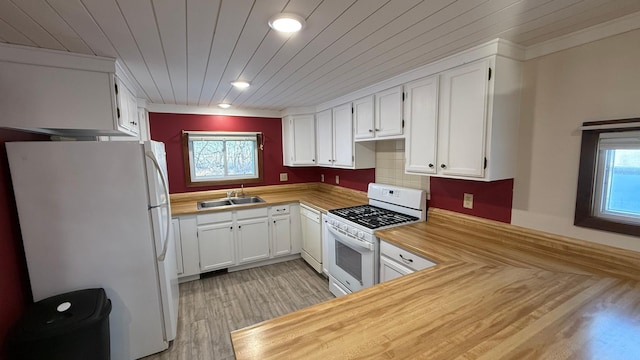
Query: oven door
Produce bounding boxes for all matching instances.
[326,223,375,293]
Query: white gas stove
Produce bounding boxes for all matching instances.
[324,183,426,297]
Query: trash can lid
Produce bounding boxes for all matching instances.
[16,288,111,337]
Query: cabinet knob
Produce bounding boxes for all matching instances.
[428,163,434,168]
[230,226,233,230]
[375,128,381,131]
[440,164,446,169]
[368,129,373,132]
[312,159,315,162]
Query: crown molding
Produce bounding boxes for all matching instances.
[147,103,281,118]
[525,10,640,60]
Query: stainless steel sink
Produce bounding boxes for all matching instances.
[197,199,233,209]
[230,196,265,205]
[197,196,265,210]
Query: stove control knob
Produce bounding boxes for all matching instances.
[328,219,334,226]
[339,224,347,231]
[357,231,364,239]
[349,228,357,235]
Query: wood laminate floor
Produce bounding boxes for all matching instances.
[142,259,333,360]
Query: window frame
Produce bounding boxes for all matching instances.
[574,118,640,236]
[182,131,264,187]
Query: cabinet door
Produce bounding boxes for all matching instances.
[379,255,413,283]
[375,86,404,138]
[271,214,292,257]
[316,110,333,167]
[439,59,489,178]
[291,114,317,165]
[353,95,375,140]
[172,218,183,275]
[405,76,439,174]
[332,103,354,168]
[198,221,235,271]
[237,217,270,263]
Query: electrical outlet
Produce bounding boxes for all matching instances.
[321,174,325,182]
[279,173,288,181]
[463,193,473,209]
[335,175,340,184]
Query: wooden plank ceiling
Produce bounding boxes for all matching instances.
[1,0,639,111]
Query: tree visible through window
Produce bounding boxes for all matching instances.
[183,132,263,186]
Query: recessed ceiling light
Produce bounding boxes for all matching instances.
[218,103,231,109]
[268,13,305,33]
[231,81,250,89]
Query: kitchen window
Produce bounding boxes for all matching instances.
[182,131,263,186]
[574,119,640,236]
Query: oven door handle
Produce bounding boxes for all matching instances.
[328,225,374,251]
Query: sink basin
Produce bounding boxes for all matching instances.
[230,196,265,205]
[197,199,233,209]
[197,196,265,210]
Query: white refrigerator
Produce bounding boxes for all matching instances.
[7,140,179,360]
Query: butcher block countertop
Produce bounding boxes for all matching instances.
[230,203,640,359]
[170,183,368,216]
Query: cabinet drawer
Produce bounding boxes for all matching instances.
[271,204,290,215]
[236,207,269,220]
[380,240,436,272]
[197,211,233,225]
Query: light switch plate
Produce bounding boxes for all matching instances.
[321,174,325,182]
[463,193,473,209]
[280,173,288,181]
[335,175,340,184]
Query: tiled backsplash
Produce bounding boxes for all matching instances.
[375,140,429,192]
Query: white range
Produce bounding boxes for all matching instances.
[324,183,427,297]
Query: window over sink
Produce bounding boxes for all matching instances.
[182,131,263,187]
[575,119,640,236]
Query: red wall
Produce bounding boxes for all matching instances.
[0,129,48,356]
[429,178,513,223]
[149,113,375,193]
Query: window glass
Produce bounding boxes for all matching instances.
[594,133,640,224]
[184,132,262,184]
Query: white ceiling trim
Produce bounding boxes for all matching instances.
[524,10,640,60]
[147,103,280,119]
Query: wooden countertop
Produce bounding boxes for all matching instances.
[170,183,368,216]
[231,207,640,359]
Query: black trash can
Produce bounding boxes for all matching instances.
[9,288,112,360]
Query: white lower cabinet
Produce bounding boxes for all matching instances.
[172,218,183,276]
[174,203,301,280]
[379,240,436,283]
[198,220,235,271]
[237,216,270,264]
[271,205,292,257]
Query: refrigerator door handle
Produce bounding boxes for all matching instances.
[145,151,172,262]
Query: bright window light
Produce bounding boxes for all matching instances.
[594,132,640,224]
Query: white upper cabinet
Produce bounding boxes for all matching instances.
[315,103,375,169]
[374,86,404,139]
[0,45,137,137]
[404,75,439,175]
[316,110,333,167]
[438,59,490,178]
[405,56,522,181]
[282,114,316,166]
[354,87,404,142]
[332,103,354,168]
[353,95,375,140]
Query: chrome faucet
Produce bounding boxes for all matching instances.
[240,184,245,197]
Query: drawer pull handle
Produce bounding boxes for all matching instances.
[399,254,413,264]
